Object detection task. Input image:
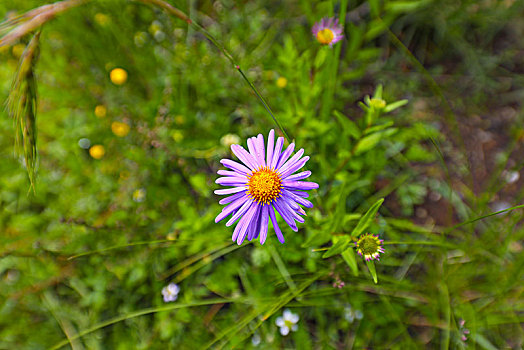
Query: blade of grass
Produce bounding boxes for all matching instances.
[140,0,291,142]
[268,244,297,292]
[67,239,177,260]
[49,298,246,350]
[219,272,323,349]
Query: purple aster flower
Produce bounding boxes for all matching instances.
[214,129,318,245]
[312,17,344,47]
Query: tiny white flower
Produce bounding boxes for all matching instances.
[251,332,261,346]
[161,283,180,302]
[220,133,240,148]
[276,309,299,336]
[344,305,363,323]
[78,138,91,149]
[504,170,520,184]
[133,188,146,203]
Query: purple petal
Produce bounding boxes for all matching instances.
[215,176,248,186]
[283,189,313,208]
[297,207,307,216]
[273,198,298,232]
[232,207,251,242]
[217,170,242,177]
[279,156,310,179]
[281,194,300,211]
[312,23,320,35]
[226,198,254,226]
[279,198,305,224]
[269,205,285,243]
[219,191,246,205]
[251,220,262,241]
[247,204,262,241]
[214,186,247,195]
[290,190,309,198]
[221,159,251,175]
[255,134,266,167]
[258,205,270,244]
[276,143,295,170]
[266,130,275,168]
[215,195,249,223]
[270,137,284,169]
[290,207,305,223]
[284,171,311,182]
[237,203,259,245]
[246,138,261,168]
[282,181,319,191]
[277,148,304,173]
[231,145,258,170]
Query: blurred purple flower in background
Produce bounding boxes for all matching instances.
[312,17,343,47]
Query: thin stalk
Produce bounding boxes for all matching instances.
[236,66,292,142]
[141,0,291,142]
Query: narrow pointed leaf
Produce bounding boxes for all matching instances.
[342,248,358,276]
[351,198,384,237]
[366,259,378,284]
[322,236,351,258]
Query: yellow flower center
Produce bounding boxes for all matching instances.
[247,167,282,204]
[357,235,380,255]
[316,28,334,44]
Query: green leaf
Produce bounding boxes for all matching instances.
[351,198,384,237]
[358,101,369,113]
[314,47,327,69]
[373,84,383,99]
[301,230,331,248]
[341,247,358,276]
[322,236,351,258]
[473,334,498,350]
[383,99,408,113]
[354,128,397,155]
[385,0,432,13]
[329,181,352,232]
[333,110,361,139]
[365,259,378,284]
[365,121,394,135]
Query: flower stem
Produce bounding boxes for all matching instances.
[141,0,291,142]
[235,66,292,143]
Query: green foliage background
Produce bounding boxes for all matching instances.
[1,0,523,349]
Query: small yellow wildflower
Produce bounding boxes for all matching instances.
[89,145,105,159]
[172,130,184,142]
[94,105,107,118]
[94,13,110,26]
[174,115,185,125]
[276,77,288,89]
[110,68,128,85]
[132,188,146,202]
[111,121,130,137]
